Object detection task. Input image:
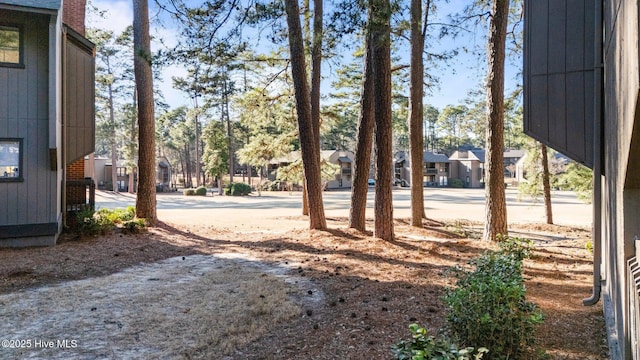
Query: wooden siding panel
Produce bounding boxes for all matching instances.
[0,70,6,121]
[0,115,5,225]
[583,70,594,166]
[524,0,595,168]
[0,11,53,227]
[548,74,567,149]
[24,119,37,223]
[565,0,585,72]
[547,1,566,74]
[565,71,586,162]
[529,0,548,76]
[64,33,95,164]
[528,75,549,141]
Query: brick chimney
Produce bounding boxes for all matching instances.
[63,0,90,219]
[63,0,87,36]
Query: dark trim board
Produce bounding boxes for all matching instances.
[0,222,58,239]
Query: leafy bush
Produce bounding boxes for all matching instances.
[393,324,488,360]
[449,179,464,188]
[76,208,107,236]
[122,218,146,233]
[225,182,251,196]
[443,237,542,359]
[183,189,196,196]
[75,206,140,235]
[95,206,135,225]
[195,186,208,196]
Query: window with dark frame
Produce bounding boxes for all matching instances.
[0,25,22,67]
[0,139,23,182]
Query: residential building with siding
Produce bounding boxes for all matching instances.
[524,1,640,358]
[0,0,95,246]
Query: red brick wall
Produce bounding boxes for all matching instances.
[66,159,86,207]
[67,159,84,180]
[63,0,87,36]
[63,0,89,223]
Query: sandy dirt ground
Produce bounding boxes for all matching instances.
[0,190,607,359]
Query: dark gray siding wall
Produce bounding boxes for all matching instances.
[524,0,595,167]
[602,0,640,358]
[0,10,56,227]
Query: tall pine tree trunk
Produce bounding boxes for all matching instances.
[224,79,234,185]
[303,0,323,217]
[409,0,426,226]
[348,28,375,231]
[132,0,157,224]
[541,143,553,224]
[372,0,394,241]
[482,0,509,241]
[284,0,327,230]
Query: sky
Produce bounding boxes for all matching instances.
[88,0,521,112]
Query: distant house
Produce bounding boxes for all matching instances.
[423,151,450,186]
[448,149,485,188]
[503,149,525,179]
[268,150,354,189]
[0,0,95,247]
[393,151,449,187]
[90,156,173,192]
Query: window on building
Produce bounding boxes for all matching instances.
[0,139,23,182]
[117,167,127,177]
[0,25,22,67]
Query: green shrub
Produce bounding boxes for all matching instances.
[75,206,139,235]
[195,186,208,196]
[449,179,464,188]
[76,208,107,236]
[225,182,252,196]
[443,237,542,359]
[123,218,146,233]
[392,324,488,360]
[183,189,196,196]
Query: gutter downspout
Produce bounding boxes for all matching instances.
[584,0,604,306]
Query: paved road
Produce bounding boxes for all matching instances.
[95,187,592,228]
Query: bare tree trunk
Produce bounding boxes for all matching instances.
[302,180,308,215]
[409,0,427,226]
[372,0,394,241]
[129,88,137,193]
[224,79,234,185]
[132,0,157,224]
[284,0,327,230]
[482,0,510,241]
[184,144,192,188]
[106,79,118,193]
[541,143,553,224]
[349,27,375,231]
[217,173,224,195]
[194,96,200,187]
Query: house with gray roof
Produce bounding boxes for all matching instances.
[393,151,450,187]
[0,0,95,246]
[268,150,354,189]
[448,149,485,188]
